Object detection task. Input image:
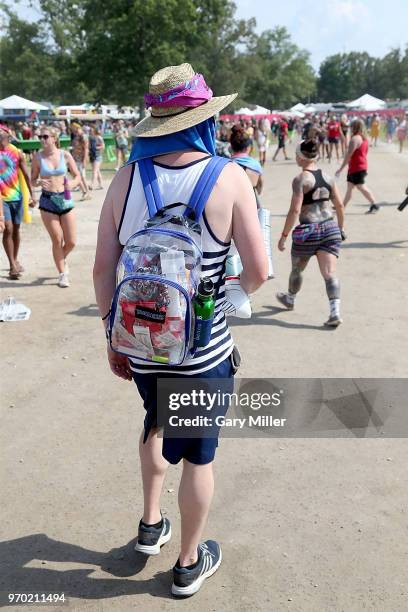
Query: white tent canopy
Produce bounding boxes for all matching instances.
[234,105,271,116]
[284,110,305,118]
[234,107,255,115]
[346,94,386,111]
[0,95,49,111]
[290,103,307,112]
[251,104,271,114]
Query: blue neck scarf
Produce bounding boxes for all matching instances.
[231,154,263,175]
[128,118,216,163]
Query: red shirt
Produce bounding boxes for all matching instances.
[349,138,368,173]
[328,120,341,139]
[279,122,288,137]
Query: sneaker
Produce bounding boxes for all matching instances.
[366,204,380,214]
[80,193,92,201]
[276,292,294,310]
[134,516,171,555]
[58,272,70,288]
[172,540,222,598]
[324,315,343,327]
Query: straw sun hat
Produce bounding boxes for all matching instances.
[134,63,237,137]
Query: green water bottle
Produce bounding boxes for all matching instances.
[193,278,215,349]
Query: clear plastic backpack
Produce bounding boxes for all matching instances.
[107,156,230,365]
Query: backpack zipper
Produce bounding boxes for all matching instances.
[125,227,202,256]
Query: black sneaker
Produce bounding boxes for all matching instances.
[171,540,222,597]
[276,291,294,310]
[134,516,171,555]
[366,204,380,214]
[324,315,343,327]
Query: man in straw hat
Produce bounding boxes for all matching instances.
[94,63,268,597]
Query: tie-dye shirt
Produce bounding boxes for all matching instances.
[0,144,22,202]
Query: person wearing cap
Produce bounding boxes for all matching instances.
[93,63,268,597]
[0,123,34,279]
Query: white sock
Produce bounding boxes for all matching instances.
[287,292,296,303]
[329,298,340,318]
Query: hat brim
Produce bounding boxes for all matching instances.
[133,93,238,138]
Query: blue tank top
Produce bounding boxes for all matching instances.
[39,151,66,177]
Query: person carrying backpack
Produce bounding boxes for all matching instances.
[93,63,268,598]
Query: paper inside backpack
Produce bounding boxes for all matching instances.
[132,326,154,353]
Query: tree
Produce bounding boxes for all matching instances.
[318,52,377,101]
[37,0,96,102]
[375,47,408,100]
[77,0,199,106]
[188,0,256,102]
[244,27,316,109]
[0,7,58,100]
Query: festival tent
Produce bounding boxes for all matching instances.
[0,95,49,112]
[290,103,307,112]
[234,107,254,116]
[251,105,271,115]
[0,95,49,120]
[284,110,305,118]
[346,94,386,111]
[233,105,271,116]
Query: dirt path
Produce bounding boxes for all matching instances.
[1,144,407,611]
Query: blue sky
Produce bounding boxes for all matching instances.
[235,0,408,69]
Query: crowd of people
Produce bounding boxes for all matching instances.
[0,106,406,288]
[216,109,408,162]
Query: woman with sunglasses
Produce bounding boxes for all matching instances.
[31,127,81,287]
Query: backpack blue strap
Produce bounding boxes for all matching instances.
[138,158,165,218]
[145,158,165,212]
[186,156,231,221]
[138,159,157,217]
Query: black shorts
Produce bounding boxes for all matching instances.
[328,137,339,144]
[278,136,286,149]
[39,192,74,216]
[132,354,234,465]
[347,170,367,185]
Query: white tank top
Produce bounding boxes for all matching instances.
[118,156,234,375]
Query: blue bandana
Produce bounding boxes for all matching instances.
[128,118,216,162]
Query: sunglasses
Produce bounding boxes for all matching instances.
[39,134,50,140]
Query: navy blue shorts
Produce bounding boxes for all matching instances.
[133,354,234,465]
